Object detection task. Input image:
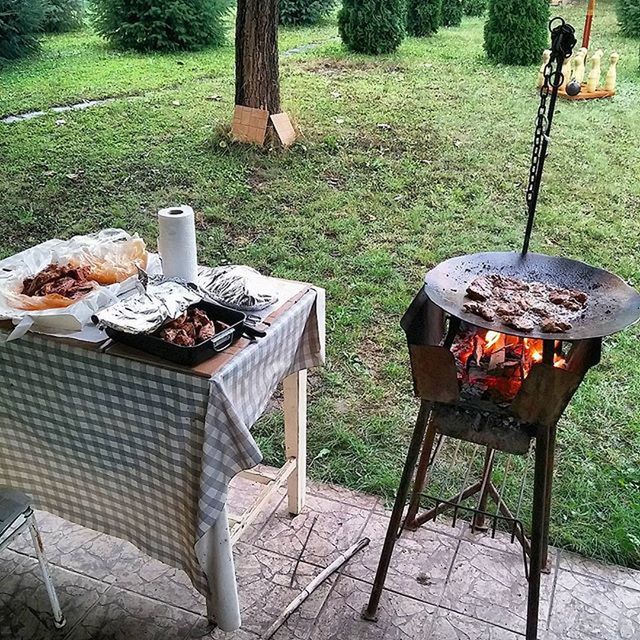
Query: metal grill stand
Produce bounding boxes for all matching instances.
[362,18,639,640]
[405,436,533,576]
[362,297,602,640]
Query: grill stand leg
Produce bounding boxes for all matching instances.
[539,339,556,574]
[405,416,437,530]
[526,424,551,640]
[471,448,495,532]
[541,423,557,572]
[362,400,432,621]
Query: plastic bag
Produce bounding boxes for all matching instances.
[0,229,151,339]
[1,229,148,312]
[70,235,148,285]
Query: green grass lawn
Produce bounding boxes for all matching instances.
[1,2,639,568]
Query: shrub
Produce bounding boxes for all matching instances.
[463,0,486,17]
[484,0,548,65]
[441,0,463,27]
[617,0,640,37]
[42,0,84,32]
[0,0,43,62]
[280,0,335,26]
[338,0,405,54]
[91,0,233,52]
[407,0,442,37]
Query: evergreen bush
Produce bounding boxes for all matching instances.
[91,0,233,51]
[463,0,486,17]
[280,0,335,26]
[407,0,441,37]
[0,0,43,62]
[338,0,405,54]
[441,0,463,27]
[484,0,548,65]
[617,0,640,37]
[42,0,84,32]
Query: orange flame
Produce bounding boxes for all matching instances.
[524,339,543,363]
[484,331,502,350]
[455,329,566,403]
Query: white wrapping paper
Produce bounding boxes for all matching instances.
[0,229,155,341]
[158,206,199,283]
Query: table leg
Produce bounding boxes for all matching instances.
[284,369,307,515]
[203,506,241,631]
[28,513,66,629]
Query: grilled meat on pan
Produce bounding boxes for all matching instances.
[464,274,588,333]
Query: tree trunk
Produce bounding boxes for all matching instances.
[235,0,281,114]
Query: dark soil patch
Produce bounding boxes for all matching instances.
[303,59,407,77]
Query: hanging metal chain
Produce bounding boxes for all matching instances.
[522,18,577,256]
[526,65,557,209]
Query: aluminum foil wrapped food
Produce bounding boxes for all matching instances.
[94,281,201,335]
[197,265,278,311]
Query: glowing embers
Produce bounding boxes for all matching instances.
[452,327,566,403]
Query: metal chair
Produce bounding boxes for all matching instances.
[0,487,66,629]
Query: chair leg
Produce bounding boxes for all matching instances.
[362,400,432,621]
[28,513,66,629]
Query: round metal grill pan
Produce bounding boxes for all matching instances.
[423,251,640,341]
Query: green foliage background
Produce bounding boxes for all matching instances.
[484,0,548,65]
[441,0,463,27]
[91,0,233,51]
[463,0,486,17]
[0,0,43,63]
[42,0,84,33]
[407,0,442,37]
[617,0,640,37]
[338,0,405,54]
[280,0,335,26]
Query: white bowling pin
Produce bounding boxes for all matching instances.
[538,49,551,89]
[561,55,573,89]
[605,52,619,92]
[586,49,603,93]
[573,48,588,84]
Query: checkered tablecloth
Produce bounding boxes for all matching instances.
[0,286,324,592]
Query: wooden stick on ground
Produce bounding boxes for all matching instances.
[262,537,370,640]
[290,515,318,587]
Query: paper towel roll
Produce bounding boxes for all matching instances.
[158,205,199,283]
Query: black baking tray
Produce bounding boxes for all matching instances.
[105,299,266,366]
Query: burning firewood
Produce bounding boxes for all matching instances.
[452,326,566,404]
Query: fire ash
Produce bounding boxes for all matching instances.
[452,327,566,403]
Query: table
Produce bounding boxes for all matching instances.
[0,281,325,631]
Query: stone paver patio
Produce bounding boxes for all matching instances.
[1,468,638,640]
